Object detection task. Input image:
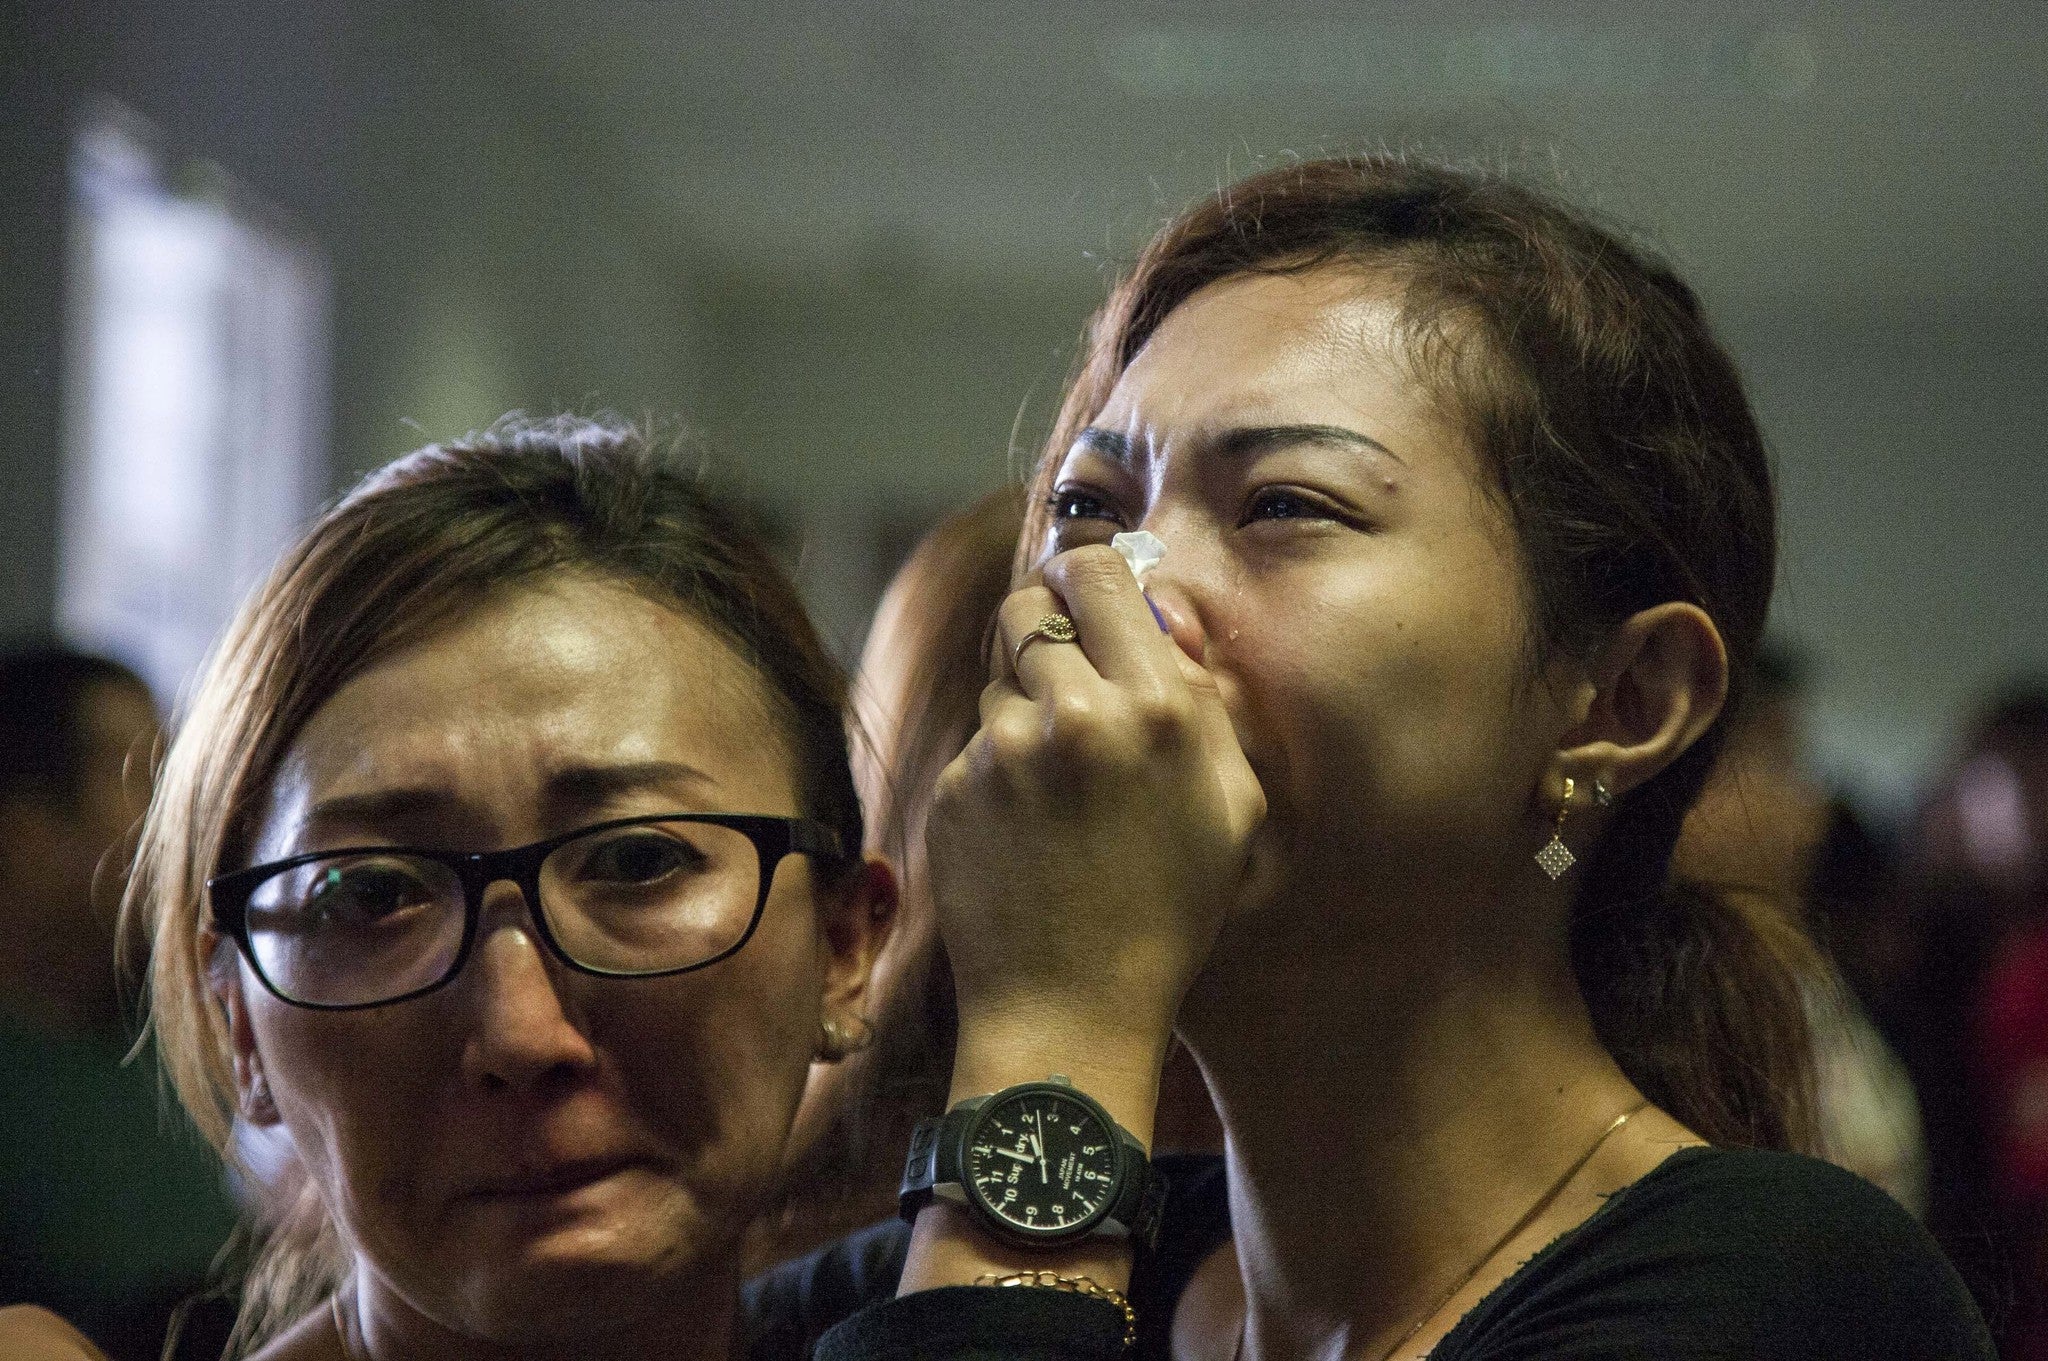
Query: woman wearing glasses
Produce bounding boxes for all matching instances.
[110,417,891,1361]
[817,158,1992,1359]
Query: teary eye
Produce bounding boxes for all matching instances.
[1244,486,1339,523]
[575,832,705,885]
[303,861,436,926]
[1046,487,1125,526]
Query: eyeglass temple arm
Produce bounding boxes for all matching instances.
[790,820,844,861]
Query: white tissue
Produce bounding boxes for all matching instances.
[1111,529,1165,583]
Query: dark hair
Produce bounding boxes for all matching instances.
[1022,155,1822,1152]
[0,642,150,810]
[128,413,861,1350]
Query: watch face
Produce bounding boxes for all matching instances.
[963,1087,1121,1237]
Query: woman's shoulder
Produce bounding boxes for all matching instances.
[1572,1144,1963,1272]
[746,1215,914,1361]
[1439,1146,1994,1360]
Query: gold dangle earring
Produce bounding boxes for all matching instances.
[1536,776,1577,881]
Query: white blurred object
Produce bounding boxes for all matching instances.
[226,1115,300,1211]
[1955,753,2034,880]
[1111,529,1164,584]
[59,103,328,708]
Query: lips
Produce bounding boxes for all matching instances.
[465,1155,643,1201]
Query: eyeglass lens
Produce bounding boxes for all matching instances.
[242,819,763,1007]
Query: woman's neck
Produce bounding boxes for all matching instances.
[319,1262,743,1361]
[1179,890,1665,1361]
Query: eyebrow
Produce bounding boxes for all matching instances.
[302,761,722,840]
[1074,423,1405,468]
[302,787,454,836]
[542,760,721,819]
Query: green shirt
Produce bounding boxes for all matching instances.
[0,1018,238,1346]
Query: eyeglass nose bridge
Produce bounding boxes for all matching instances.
[442,841,571,972]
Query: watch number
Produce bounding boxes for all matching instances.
[963,1089,1120,1236]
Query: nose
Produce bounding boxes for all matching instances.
[1144,583,1210,669]
[456,880,600,1095]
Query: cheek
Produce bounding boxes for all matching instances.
[252,1001,444,1226]
[1218,552,1539,838]
[606,909,824,1173]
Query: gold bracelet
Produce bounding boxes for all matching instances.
[972,1271,1137,1351]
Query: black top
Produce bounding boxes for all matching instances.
[744,1149,1993,1361]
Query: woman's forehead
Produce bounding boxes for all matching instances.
[1100,271,1428,432]
[1077,271,1475,490]
[258,577,796,843]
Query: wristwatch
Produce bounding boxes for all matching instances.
[900,1074,1163,1250]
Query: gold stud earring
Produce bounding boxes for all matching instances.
[1536,776,1577,881]
[816,1015,873,1063]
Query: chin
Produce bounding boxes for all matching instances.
[445,1193,735,1339]
[448,1241,703,1343]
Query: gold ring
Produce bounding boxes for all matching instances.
[1011,613,1078,668]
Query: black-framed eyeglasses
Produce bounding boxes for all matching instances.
[208,812,843,1011]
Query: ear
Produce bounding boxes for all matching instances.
[1552,601,1729,802]
[818,853,898,1021]
[208,935,282,1127]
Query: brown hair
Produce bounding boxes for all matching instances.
[1022,155,1823,1153]
[125,414,862,1352]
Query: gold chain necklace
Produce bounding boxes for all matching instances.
[1232,1100,1648,1361]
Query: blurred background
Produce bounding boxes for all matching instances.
[2,0,2046,1355]
[3,1,2044,804]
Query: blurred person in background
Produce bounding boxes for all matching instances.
[0,643,239,1360]
[0,644,158,1035]
[1674,644,1927,1214]
[1671,647,1828,900]
[744,486,1026,1281]
[1900,687,2048,1357]
[5,417,895,1361]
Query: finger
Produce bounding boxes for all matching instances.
[978,566,1047,681]
[977,673,1019,730]
[1172,650,1268,835]
[1042,544,1179,688]
[994,583,1102,699]
[962,685,1052,792]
